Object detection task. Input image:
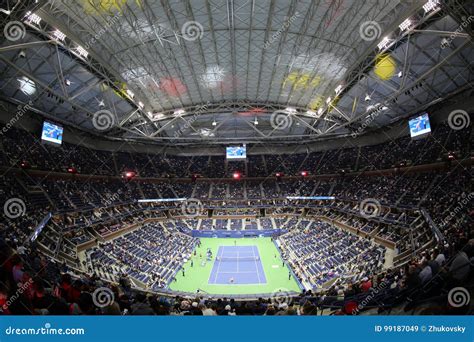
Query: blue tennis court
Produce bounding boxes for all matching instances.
[208,246,267,285]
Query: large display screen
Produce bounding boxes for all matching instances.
[226,145,246,160]
[409,113,431,138]
[41,121,63,145]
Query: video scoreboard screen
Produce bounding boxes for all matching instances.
[409,113,431,138]
[226,145,247,160]
[41,121,63,145]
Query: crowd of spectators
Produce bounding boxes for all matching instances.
[1,235,471,315]
[1,119,471,178]
[0,117,471,315]
[278,221,385,288]
[88,222,198,289]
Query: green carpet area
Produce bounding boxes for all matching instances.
[168,237,301,295]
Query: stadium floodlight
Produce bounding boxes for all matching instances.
[52,29,66,42]
[76,46,88,58]
[326,97,331,104]
[138,101,144,109]
[18,76,36,95]
[423,0,440,13]
[399,18,413,32]
[377,37,391,50]
[149,112,164,121]
[24,11,41,25]
[334,85,343,94]
[126,89,135,99]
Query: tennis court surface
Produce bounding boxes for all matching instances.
[208,245,267,285]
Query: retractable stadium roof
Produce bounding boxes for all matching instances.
[0,0,472,147]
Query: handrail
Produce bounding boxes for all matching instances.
[25,212,52,244]
[420,208,444,242]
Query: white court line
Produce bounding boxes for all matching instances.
[208,245,268,285]
[219,251,253,256]
[252,246,263,284]
[237,250,240,274]
[207,283,267,286]
[209,246,224,284]
[215,271,258,274]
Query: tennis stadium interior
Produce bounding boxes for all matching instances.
[0,0,473,316]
